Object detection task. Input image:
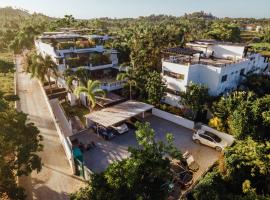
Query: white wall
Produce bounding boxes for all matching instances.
[163,93,182,108]
[152,108,194,129]
[35,40,59,63]
[208,44,245,60]
[162,61,189,92]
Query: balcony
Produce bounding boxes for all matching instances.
[56,40,96,50]
[65,54,112,70]
[100,80,125,91]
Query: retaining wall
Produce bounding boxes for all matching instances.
[152,108,195,129]
[38,81,76,174]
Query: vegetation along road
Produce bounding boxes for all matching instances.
[16,55,85,200]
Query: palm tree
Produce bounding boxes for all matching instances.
[25,53,58,93]
[66,75,77,92]
[74,80,105,110]
[117,67,137,100]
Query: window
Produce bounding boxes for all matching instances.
[166,88,180,96]
[240,68,245,76]
[221,75,227,82]
[199,134,214,142]
[163,70,185,80]
[204,131,221,143]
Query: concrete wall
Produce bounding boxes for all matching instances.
[39,81,75,174]
[210,44,245,60]
[163,93,182,108]
[152,107,235,147]
[35,40,58,63]
[162,61,189,92]
[152,108,194,129]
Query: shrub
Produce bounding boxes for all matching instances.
[57,41,75,50]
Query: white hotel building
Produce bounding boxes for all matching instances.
[162,40,269,107]
[35,31,124,92]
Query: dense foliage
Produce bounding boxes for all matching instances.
[179,83,210,120]
[0,90,43,199]
[195,78,270,199]
[145,71,166,106]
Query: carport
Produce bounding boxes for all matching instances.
[85,100,154,128]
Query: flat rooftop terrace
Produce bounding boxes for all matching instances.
[164,55,246,68]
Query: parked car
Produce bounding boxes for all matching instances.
[192,129,227,151]
[183,151,199,172]
[110,123,129,134]
[170,160,193,189]
[126,117,143,129]
[91,124,115,140]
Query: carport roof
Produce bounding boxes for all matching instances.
[85,100,154,127]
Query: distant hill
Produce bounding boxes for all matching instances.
[0,7,30,20]
[0,7,31,27]
[0,7,52,27]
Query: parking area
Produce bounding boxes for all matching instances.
[76,115,220,182]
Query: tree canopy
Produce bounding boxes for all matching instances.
[179,83,210,120]
[0,91,43,199]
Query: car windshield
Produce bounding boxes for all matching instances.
[205,131,221,143]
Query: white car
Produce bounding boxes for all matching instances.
[111,123,129,134]
[192,129,228,151]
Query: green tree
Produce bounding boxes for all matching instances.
[25,52,58,93]
[211,91,256,133]
[0,93,43,199]
[145,71,166,106]
[179,83,210,120]
[228,94,270,140]
[117,67,137,100]
[223,138,270,195]
[207,21,241,42]
[70,122,182,200]
[74,80,105,110]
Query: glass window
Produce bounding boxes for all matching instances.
[204,131,221,143]
[199,134,214,142]
[221,75,227,82]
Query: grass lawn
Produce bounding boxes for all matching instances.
[61,101,89,125]
[0,52,14,95]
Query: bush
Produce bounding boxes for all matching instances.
[57,41,75,50]
[90,54,111,66]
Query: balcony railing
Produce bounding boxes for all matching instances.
[100,80,125,91]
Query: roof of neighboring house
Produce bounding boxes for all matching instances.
[189,39,247,47]
[39,33,86,40]
[162,46,202,56]
[96,92,125,107]
[85,100,154,127]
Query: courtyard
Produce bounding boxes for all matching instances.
[72,115,220,183]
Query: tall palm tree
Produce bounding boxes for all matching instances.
[74,80,105,110]
[117,67,137,100]
[26,53,58,93]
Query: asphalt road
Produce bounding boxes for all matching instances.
[16,56,85,200]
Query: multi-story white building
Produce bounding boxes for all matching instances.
[35,31,124,92]
[162,40,269,107]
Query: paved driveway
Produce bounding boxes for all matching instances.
[81,115,219,182]
[16,56,85,200]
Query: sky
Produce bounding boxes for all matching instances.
[0,0,269,19]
